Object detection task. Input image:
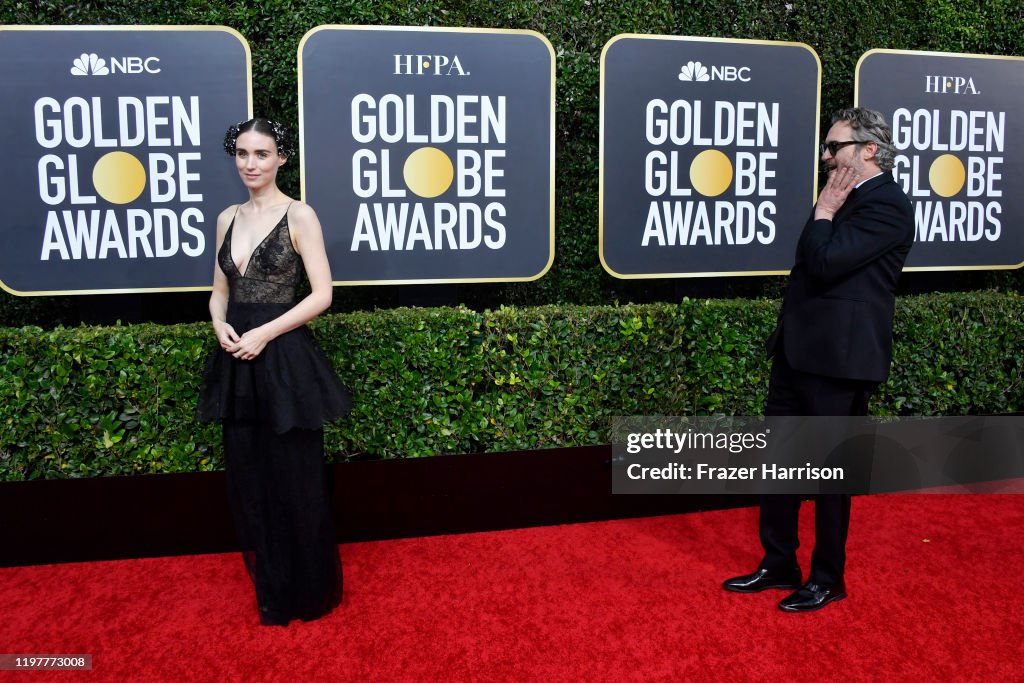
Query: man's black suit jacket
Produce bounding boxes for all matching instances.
[768,172,915,383]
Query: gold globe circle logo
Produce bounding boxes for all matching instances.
[92,151,147,204]
[689,149,733,197]
[928,154,966,198]
[403,147,454,199]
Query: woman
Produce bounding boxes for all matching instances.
[198,118,351,626]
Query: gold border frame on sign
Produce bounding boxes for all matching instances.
[855,48,1024,272]
[598,33,823,280]
[0,24,254,297]
[297,25,557,286]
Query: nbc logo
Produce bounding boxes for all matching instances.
[71,53,109,76]
[679,61,710,82]
[678,60,751,83]
[69,53,161,76]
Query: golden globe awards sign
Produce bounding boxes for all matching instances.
[0,26,251,295]
[299,26,555,284]
[857,50,1024,270]
[600,35,821,278]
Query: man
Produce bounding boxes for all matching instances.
[722,108,915,612]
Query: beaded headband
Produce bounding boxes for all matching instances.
[223,118,297,158]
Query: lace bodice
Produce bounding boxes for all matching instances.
[218,210,304,304]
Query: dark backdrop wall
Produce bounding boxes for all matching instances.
[2,0,1022,327]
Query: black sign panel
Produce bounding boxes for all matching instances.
[601,35,821,278]
[299,26,555,284]
[0,26,251,295]
[857,49,1024,270]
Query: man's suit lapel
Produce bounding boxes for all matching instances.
[833,173,890,224]
[793,173,895,268]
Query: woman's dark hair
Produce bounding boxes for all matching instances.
[223,118,297,158]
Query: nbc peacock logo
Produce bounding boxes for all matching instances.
[70,53,109,76]
[678,60,752,83]
[678,61,710,82]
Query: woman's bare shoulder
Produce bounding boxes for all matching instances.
[287,201,321,232]
[218,203,242,223]
[216,204,241,236]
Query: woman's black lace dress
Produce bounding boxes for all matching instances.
[198,208,351,626]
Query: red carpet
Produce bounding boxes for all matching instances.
[2,495,1022,681]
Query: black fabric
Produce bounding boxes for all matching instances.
[224,420,342,626]
[198,212,352,432]
[220,210,304,305]
[768,174,915,382]
[198,208,350,625]
[756,173,914,587]
[758,349,874,586]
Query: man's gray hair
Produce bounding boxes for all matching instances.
[832,107,896,171]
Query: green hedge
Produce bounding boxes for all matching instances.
[2,291,1021,481]
[2,0,1021,314]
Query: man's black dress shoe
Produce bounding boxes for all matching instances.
[722,568,802,593]
[778,581,847,612]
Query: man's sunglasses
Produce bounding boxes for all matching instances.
[819,140,863,156]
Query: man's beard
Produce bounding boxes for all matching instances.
[822,158,864,176]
